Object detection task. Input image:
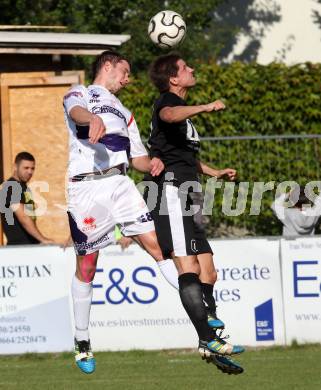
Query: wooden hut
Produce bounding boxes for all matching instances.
[0,29,130,244]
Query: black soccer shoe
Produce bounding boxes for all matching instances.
[198,340,244,375]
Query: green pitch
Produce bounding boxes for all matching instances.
[0,344,320,390]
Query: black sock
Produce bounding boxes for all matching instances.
[201,283,217,313]
[178,273,214,341]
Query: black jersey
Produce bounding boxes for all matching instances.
[148,92,200,184]
[1,177,40,245]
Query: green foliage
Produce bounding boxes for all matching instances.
[121,62,321,236]
[0,0,223,71]
[3,3,320,237]
[1,346,321,390]
[121,61,321,138]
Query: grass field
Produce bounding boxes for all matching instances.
[1,344,320,390]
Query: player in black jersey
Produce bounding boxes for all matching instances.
[144,54,244,373]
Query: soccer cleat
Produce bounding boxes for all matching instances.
[213,355,244,375]
[207,335,245,356]
[74,338,96,374]
[206,307,225,329]
[198,340,244,375]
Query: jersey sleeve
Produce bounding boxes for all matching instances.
[63,85,87,115]
[127,114,148,158]
[149,93,185,159]
[157,92,185,112]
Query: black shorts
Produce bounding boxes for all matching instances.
[144,179,213,259]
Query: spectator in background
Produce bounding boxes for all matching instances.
[1,151,54,245]
[271,185,321,237]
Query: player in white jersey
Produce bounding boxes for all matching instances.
[64,81,159,256]
[63,51,174,374]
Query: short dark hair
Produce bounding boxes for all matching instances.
[14,152,35,165]
[91,50,129,81]
[149,54,182,92]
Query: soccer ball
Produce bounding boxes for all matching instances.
[148,10,186,49]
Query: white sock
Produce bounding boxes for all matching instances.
[157,259,179,289]
[71,275,93,341]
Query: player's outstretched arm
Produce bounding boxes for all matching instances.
[159,100,225,123]
[196,160,236,181]
[69,106,106,144]
[131,156,164,176]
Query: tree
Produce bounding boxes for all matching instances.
[210,0,282,63]
[0,0,224,70]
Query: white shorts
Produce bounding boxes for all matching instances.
[67,175,154,255]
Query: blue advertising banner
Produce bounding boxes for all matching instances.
[281,238,321,344]
[255,299,275,341]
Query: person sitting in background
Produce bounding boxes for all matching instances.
[271,185,321,237]
[1,151,54,245]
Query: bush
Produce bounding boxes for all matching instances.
[121,62,321,236]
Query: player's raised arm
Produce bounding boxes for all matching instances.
[69,107,105,144]
[64,86,106,144]
[160,105,206,123]
[69,105,94,125]
[160,100,225,123]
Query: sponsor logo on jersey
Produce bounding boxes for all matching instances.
[91,105,127,124]
[89,90,100,103]
[74,231,111,252]
[89,89,100,97]
[82,216,97,232]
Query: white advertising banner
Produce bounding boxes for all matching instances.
[0,238,286,354]
[208,239,285,347]
[281,237,321,344]
[0,246,74,354]
[89,238,285,350]
[89,245,196,351]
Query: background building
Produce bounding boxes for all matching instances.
[216,0,321,64]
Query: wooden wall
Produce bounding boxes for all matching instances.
[0,71,84,244]
[0,54,73,73]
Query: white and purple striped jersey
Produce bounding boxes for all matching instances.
[63,84,147,177]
